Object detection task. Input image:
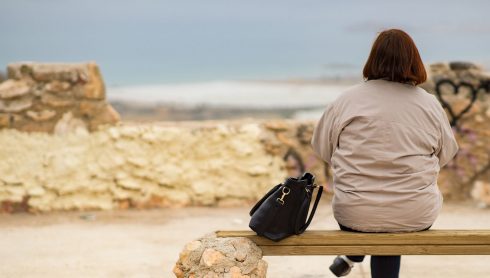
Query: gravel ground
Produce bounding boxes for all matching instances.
[0,200,489,278]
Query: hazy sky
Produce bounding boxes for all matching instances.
[2,0,489,85]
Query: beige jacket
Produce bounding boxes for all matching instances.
[311,79,459,232]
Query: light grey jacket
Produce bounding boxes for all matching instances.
[311,79,459,232]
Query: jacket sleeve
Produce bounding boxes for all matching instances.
[434,99,459,168]
[311,102,338,165]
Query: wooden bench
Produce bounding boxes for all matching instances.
[216,230,490,255]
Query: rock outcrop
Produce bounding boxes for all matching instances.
[0,62,119,133]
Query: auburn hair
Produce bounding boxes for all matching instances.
[363,29,427,85]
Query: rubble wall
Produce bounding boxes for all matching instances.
[1,61,490,212]
[0,62,119,133]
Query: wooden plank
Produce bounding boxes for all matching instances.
[216,230,490,246]
[259,245,490,256]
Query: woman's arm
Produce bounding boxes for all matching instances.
[311,103,338,166]
[434,100,459,168]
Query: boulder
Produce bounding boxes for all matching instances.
[174,234,267,278]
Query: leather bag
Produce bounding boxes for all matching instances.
[249,172,323,241]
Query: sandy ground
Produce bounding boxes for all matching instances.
[0,200,489,278]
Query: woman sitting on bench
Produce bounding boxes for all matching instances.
[311,28,459,278]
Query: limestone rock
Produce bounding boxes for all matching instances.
[174,234,267,278]
[127,157,148,167]
[87,104,120,130]
[0,80,31,99]
[264,121,289,131]
[173,264,185,278]
[27,187,46,197]
[471,180,490,208]
[26,110,56,122]
[41,94,73,108]
[201,248,225,267]
[430,62,450,72]
[83,63,105,99]
[79,101,105,118]
[1,62,118,133]
[226,266,249,278]
[204,272,220,278]
[45,80,71,94]
[116,178,141,190]
[179,240,202,265]
[254,260,267,278]
[0,113,10,127]
[0,97,32,112]
[8,63,82,82]
[449,61,480,71]
[54,112,87,135]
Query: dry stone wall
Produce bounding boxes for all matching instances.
[0,121,287,212]
[0,61,490,212]
[421,61,490,93]
[421,62,490,207]
[0,115,489,213]
[0,62,119,133]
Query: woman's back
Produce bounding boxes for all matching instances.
[311,78,459,232]
[317,28,460,277]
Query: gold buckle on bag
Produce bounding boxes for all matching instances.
[276,186,291,205]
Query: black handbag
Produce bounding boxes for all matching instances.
[248,172,323,241]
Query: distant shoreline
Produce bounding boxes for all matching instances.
[107,79,355,121]
[107,79,355,108]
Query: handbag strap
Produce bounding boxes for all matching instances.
[249,183,282,216]
[296,185,323,234]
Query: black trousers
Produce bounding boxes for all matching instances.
[338,223,432,278]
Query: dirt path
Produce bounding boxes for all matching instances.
[1,200,489,278]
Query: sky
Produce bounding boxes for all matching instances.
[1,0,490,86]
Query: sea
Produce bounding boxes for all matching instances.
[108,81,355,119]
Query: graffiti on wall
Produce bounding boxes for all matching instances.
[435,79,490,128]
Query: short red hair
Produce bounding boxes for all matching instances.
[363,29,427,85]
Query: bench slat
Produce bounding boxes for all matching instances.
[260,245,490,256]
[216,230,490,246]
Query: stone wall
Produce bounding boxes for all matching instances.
[0,62,119,133]
[0,120,288,212]
[421,61,490,93]
[0,61,490,212]
[421,62,490,207]
[0,115,489,212]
